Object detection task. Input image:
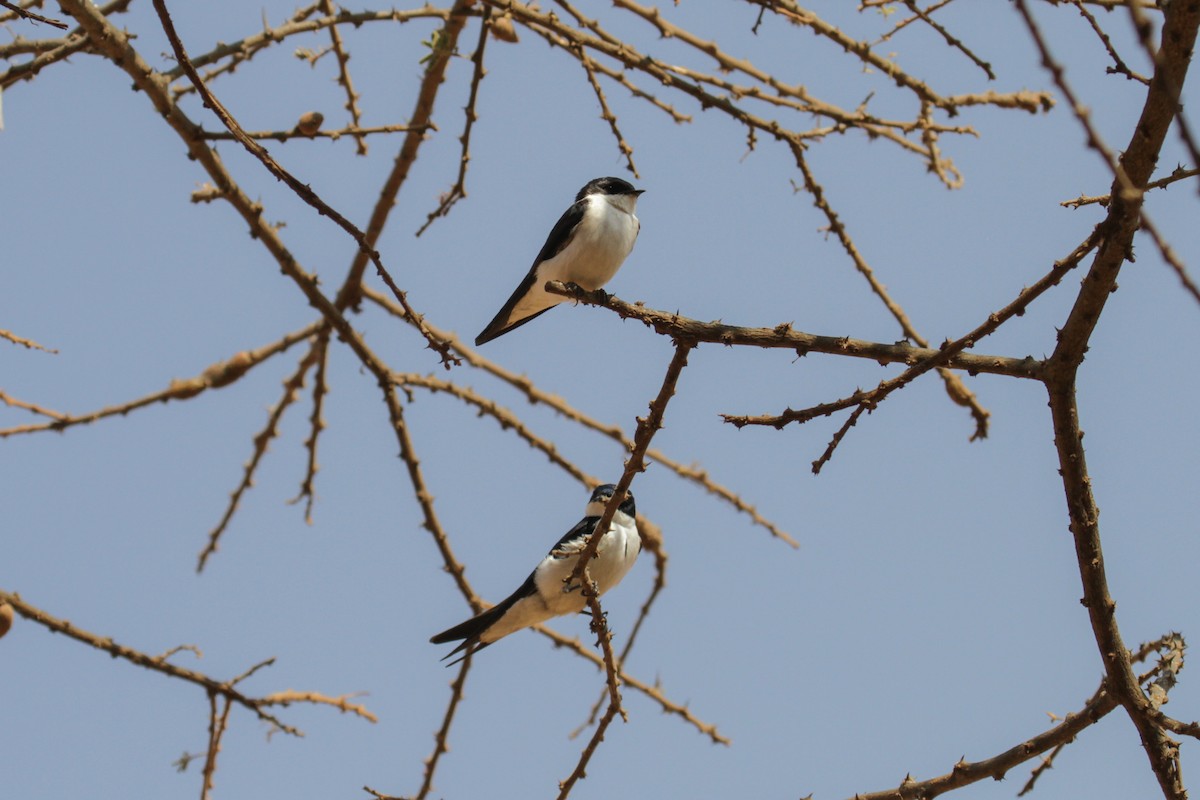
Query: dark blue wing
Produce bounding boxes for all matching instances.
[474,199,588,346]
[547,515,600,558]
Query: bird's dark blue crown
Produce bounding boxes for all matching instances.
[590,483,636,517]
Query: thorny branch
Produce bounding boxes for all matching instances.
[365,285,798,547]
[318,0,368,155]
[0,327,57,353]
[1023,1,1200,798]
[0,323,321,438]
[0,0,66,29]
[852,633,1186,800]
[0,589,376,736]
[416,6,492,236]
[150,0,458,368]
[544,281,1049,380]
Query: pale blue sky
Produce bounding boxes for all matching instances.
[3,3,1199,799]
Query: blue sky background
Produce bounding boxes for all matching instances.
[3,2,1199,799]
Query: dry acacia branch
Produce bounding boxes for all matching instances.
[489,0,981,170]
[165,7,454,97]
[788,145,986,436]
[197,345,320,571]
[571,518,668,740]
[151,0,457,368]
[411,654,473,800]
[1138,212,1200,306]
[394,372,595,486]
[557,583,624,800]
[0,0,67,29]
[51,0,478,609]
[200,692,233,800]
[722,225,1102,435]
[856,633,1179,800]
[570,39,637,177]
[0,327,57,352]
[1125,0,1200,180]
[542,281,1046,380]
[317,0,367,155]
[657,59,982,150]
[851,686,1120,800]
[743,0,955,110]
[331,0,476,312]
[384,374,481,610]
[871,0,955,45]
[0,323,320,439]
[198,122,430,143]
[260,690,378,723]
[536,625,729,745]
[54,0,480,598]
[0,589,375,736]
[416,9,491,237]
[901,0,995,79]
[943,88,1055,113]
[565,342,693,591]
[1061,164,1199,207]
[509,1,691,125]
[1016,0,1131,191]
[0,0,132,89]
[365,286,797,547]
[553,342,693,793]
[1034,3,1200,797]
[55,0,424,393]
[0,34,70,58]
[289,334,330,524]
[0,389,66,422]
[1067,0,1150,84]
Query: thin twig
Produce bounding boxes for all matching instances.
[0,589,378,735]
[198,122,429,143]
[542,282,1046,380]
[1139,212,1200,307]
[536,624,729,744]
[151,0,457,368]
[0,0,67,29]
[719,228,1101,435]
[0,389,67,422]
[366,286,798,547]
[1061,165,1199,208]
[200,692,232,800]
[198,344,322,571]
[318,0,368,155]
[0,324,320,439]
[1028,1,1200,796]
[330,0,477,312]
[289,334,330,524]
[1068,0,1150,84]
[901,0,994,79]
[413,654,473,800]
[416,9,491,237]
[0,327,57,352]
[789,144,986,436]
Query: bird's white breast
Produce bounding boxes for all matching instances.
[533,510,641,616]
[545,194,640,289]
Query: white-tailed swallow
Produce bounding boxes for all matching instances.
[475,177,644,346]
[431,484,640,664]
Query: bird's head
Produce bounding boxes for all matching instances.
[586,483,637,519]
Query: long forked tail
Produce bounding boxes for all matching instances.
[430,603,508,666]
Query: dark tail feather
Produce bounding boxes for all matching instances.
[430,603,508,645]
[474,305,555,346]
[430,603,509,666]
[440,641,491,668]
